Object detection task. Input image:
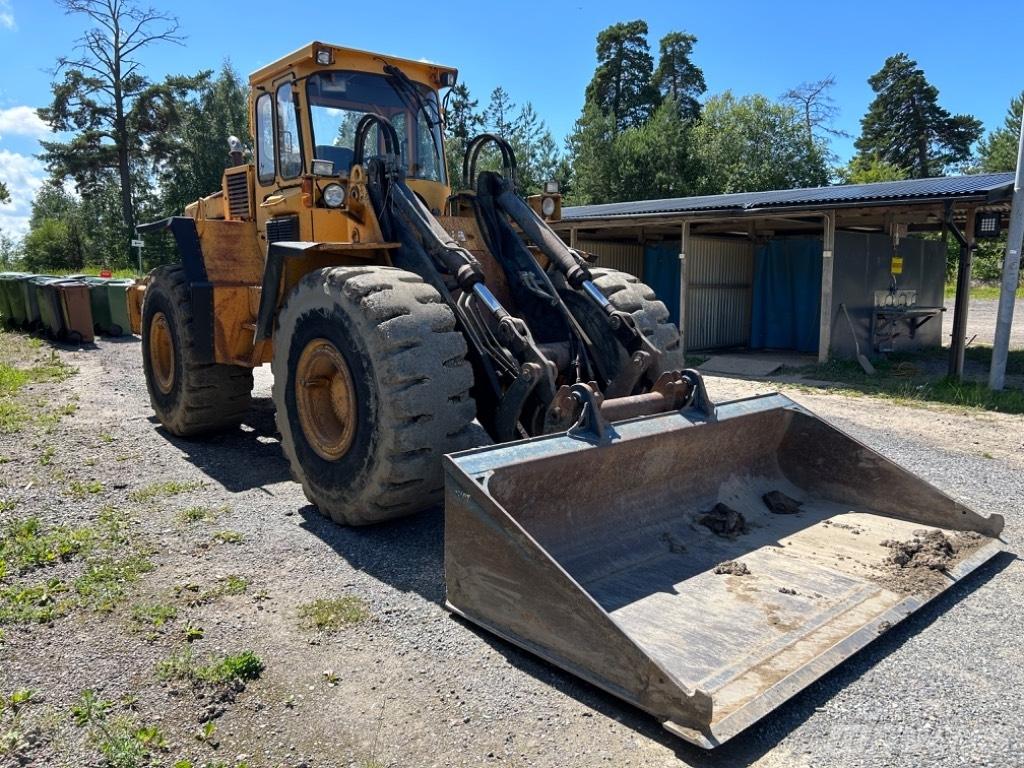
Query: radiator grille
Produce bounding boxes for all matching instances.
[225,170,251,220]
[266,215,300,243]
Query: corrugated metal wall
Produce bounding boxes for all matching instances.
[685,238,755,351]
[578,240,644,277]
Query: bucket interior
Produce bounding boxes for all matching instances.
[482,406,999,730]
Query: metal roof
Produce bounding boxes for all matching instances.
[560,172,1015,221]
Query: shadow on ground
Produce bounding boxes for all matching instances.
[296,491,1016,767]
[155,396,292,492]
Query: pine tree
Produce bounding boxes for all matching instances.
[651,32,705,120]
[0,181,9,204]
[854,53,982,178]
[584,20,659,133]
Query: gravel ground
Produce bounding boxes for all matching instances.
[0,332,1021,768]
[942,296,1024,348]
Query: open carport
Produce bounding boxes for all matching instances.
[553,173,1016,377]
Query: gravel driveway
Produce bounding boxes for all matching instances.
[942,296,1024,348]
[1,333,1020,768]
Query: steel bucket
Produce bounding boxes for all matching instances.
[443,392,1005,748]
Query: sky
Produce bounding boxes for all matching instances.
[1,0,1022,237]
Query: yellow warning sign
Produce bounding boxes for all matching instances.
[891,256,904,275]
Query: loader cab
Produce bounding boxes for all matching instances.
[245,42,455,248]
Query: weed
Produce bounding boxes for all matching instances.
[67,479,104,499]
[0,688,36,760]
[130,602,177,629]
[99,433,114,444]
[158,648,263,687]
[177,505,227,525]
[0,499,13,513]
[129,481,202,503]
[212,530,242,545]
[175,575,247,607]
[298,596,370,632]
[195,720,217,747]
[0,516,93,573]
[38,446,54,466]
[71,689,167,768]
[322,669,340,686]
[183,624,204,642]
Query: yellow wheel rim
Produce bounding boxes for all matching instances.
[295,338,357,461]
[150,312,175,395]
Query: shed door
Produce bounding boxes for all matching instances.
[685,238,755,351]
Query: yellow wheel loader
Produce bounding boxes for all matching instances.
[137,42,1006,748]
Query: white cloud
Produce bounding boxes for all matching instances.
[0,106,49,140]
[0,149,46,237]
[0,1,14,30]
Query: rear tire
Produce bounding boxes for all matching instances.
[141,265,254,436]
[562,267,684,385]
[272,266,476,525]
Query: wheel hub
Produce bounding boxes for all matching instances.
[295,338,357,461]
[150,312,175,395]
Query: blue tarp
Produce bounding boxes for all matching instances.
[643,243,681,325]
[750,238,822,353]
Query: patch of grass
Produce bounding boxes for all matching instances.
[70,689,167,768]
[795,353,1024,414]
[173,575,248,607]
[212,530,242,545]
[0,516,94,574]
[298,596,370,632]
[946,281,1024,301]
[0,508,152,626]
[177,505,227,525]
[130,601,178,629]
[67,479,104,499]
[129,480,202,503]
[38,446,54,466]
[99,432,114,444]
[157,648,263,687]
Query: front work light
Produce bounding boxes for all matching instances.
[311,159,335,176]
[322,183,346,208]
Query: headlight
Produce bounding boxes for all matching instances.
[541,196,556,217]
[322,183,346,208]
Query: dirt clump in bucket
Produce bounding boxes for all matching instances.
[714,560,750,576]
[699,503,748,538]
[882,529,956,570]
[762,490,802,515]
[872,529,989,595]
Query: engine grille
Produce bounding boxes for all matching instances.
[225,170,251,220]
[266,215,300,244]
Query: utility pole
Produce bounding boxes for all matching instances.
[989,111,1024,390]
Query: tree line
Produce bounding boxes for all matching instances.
[0,5,1019,276]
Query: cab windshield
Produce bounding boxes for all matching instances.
[306,70,446,184]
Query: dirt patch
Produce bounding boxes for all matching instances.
[698,502,748,538]
[872,528,990,594]
[714,560,750,576]
[763,490,802,515]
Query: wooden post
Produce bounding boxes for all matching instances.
[817,210,837,363]
[679,220,689,360]
[948,207,977,379]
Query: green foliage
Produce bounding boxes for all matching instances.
[838,154,910,184]
[585,20,659,132]
[0,181,9,204]
[157,648,263,686]
[129,480,202,502]
[978,91,1022,173]
[691,92,830,194]
[297,596,371,631]
[652,31,706,120]
[159,63,249,216]
[854,53,982,178]
[71,690,168,768]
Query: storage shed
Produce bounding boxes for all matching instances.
[554,173,1015,375]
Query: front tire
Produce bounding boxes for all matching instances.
[562,267,684,387]
[272,266,476,525]
[141,265,254,436]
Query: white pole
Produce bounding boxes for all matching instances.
[989,112,1024,390]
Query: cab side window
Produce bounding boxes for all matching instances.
[276,84,303,179]
[256,93,275,183]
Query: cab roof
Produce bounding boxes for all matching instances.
[249,41,458,89]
